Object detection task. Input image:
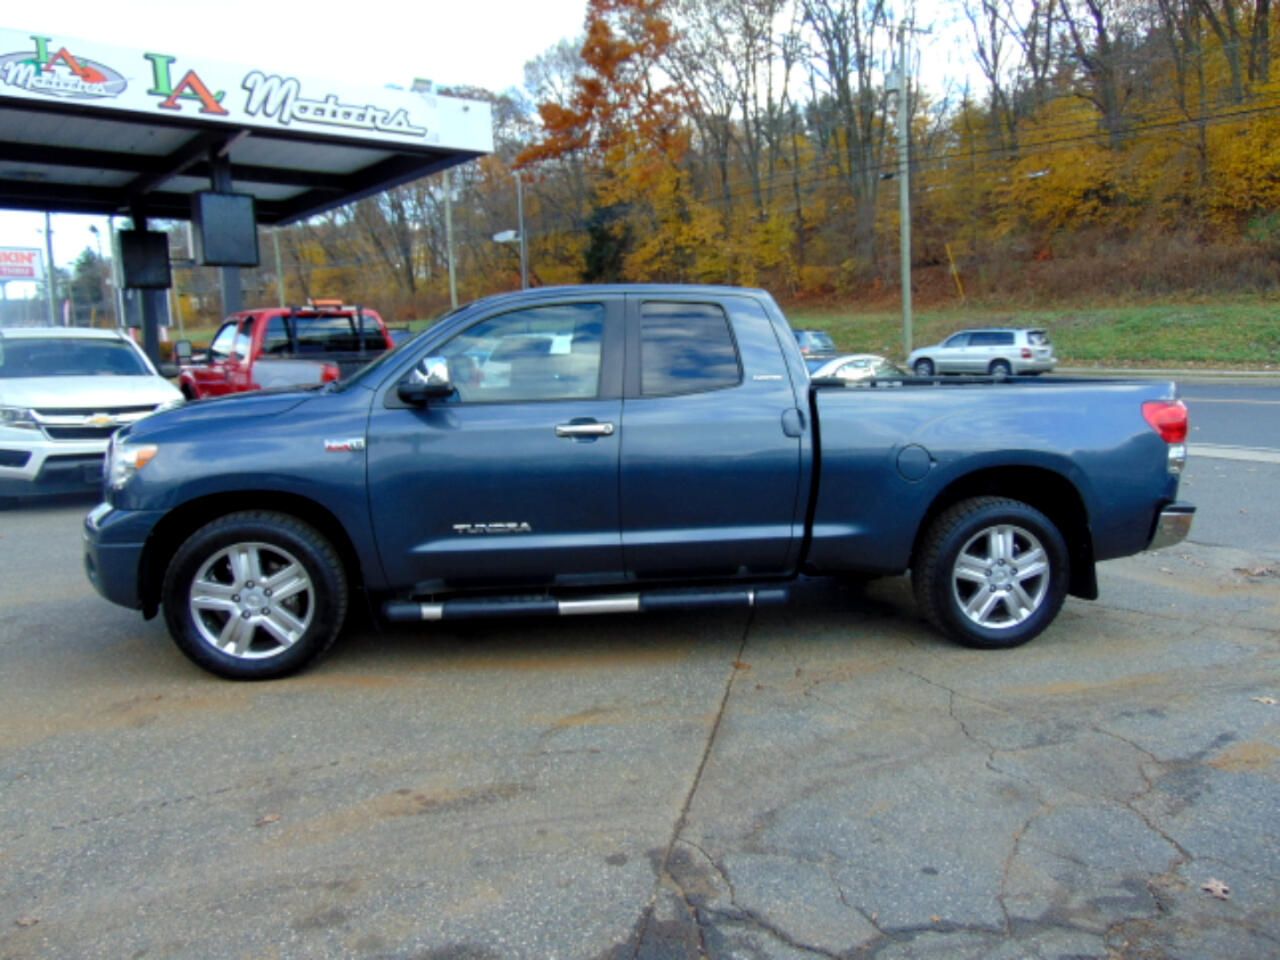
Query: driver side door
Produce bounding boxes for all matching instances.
[367,297,625,594]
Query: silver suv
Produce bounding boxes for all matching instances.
[907,328,1056,377]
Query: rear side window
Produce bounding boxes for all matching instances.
[262,316,290,354]
[1028,330,1050,345]
[640,302,741,397]
[971,331,1014,346]
[291,314,383,352]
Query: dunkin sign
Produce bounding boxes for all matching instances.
[0,248,42,280]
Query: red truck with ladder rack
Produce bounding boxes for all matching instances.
[175,300,396,400]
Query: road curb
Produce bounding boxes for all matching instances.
[1058,366,1280,383]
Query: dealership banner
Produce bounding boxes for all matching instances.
[0,247,42,280]
[0,28,493,154]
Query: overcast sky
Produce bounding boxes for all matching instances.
[1,0,975,291]
[0,0,588,285]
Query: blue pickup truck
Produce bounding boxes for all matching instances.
[84,286,1194,679]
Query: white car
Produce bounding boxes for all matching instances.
[907,328,1057,377]
[0,327,181,501]
[809,353,907,382]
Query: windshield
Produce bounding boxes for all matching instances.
[0,337,150,378]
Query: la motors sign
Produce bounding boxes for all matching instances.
[0,247,42,279]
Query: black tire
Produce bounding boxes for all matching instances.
[912,496,1068,650]
[162,511,348,679]
[913,358,935,377]
[180,384,197,401]
[989,359,1012,378]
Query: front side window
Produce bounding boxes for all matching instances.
[208,322,238,360]
[232,324,253,360]
[438,303,604,403]
[943,334,969,348]
[640,302,741,397]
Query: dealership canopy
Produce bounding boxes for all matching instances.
[0,28,494,225]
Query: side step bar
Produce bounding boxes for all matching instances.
[383,586,790,623]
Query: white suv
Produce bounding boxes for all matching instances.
[0,327,181,501]
[907,328,1056,377]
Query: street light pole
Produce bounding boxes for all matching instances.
[895,23,913,357]
[444,168,458,309]
[515,172,528,290]
[43,211,58,326]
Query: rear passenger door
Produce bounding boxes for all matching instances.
[937,333,970,373]
[618,294,807,581]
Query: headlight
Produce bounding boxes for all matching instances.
[107,440,159,489]
[0,407,39,430]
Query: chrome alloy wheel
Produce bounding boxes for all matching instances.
[950,523,1050,630]
[188,541,315,659]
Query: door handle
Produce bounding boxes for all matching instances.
[555,421,615,438]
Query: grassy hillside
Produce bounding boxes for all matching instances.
[169,298,1280,370]
[785,300,1280,369]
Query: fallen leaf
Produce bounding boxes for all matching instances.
[930,915,942,923]
[732,661,751,671]
[1251,696,1277,706]
[15,916,38,928]
[1200,878,1230,900]
[254,813,281,828]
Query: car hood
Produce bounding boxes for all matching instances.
[126,386,316,439]
[0,376,182,409]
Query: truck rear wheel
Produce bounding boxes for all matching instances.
[913,497,1068,650]
[161,511,348,679]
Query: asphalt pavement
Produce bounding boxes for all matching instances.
[1,372,1278,960]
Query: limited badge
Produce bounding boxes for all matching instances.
[323,437,366,453]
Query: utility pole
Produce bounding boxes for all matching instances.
[43,211,57,326]
[515,172,528,290]
[444,168,458,309]
[272,228,286,306]
[894,23,913,357]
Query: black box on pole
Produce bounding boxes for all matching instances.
[192,192,260,267]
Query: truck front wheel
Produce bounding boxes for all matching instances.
[161,511,348,679]
[913,497,1068,650]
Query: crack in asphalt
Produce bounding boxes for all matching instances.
[631,613,755,959]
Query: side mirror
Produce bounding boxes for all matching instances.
[397,355,454,405]
[157,362,180,379]
[174,340,193,363]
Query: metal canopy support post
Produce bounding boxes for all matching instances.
[208,150,243,317]
[129,204,163,364]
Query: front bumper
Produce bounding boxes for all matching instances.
[0,435,108,498]
[1148,502,1196,551]
[83,502,165,610]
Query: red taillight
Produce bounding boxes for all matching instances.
[321,364,341,383]
[1142,400,1188,443]
[1021,347,1032,359]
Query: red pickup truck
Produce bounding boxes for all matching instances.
[175,302,395,400]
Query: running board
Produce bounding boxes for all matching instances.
[382,586,790,623]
